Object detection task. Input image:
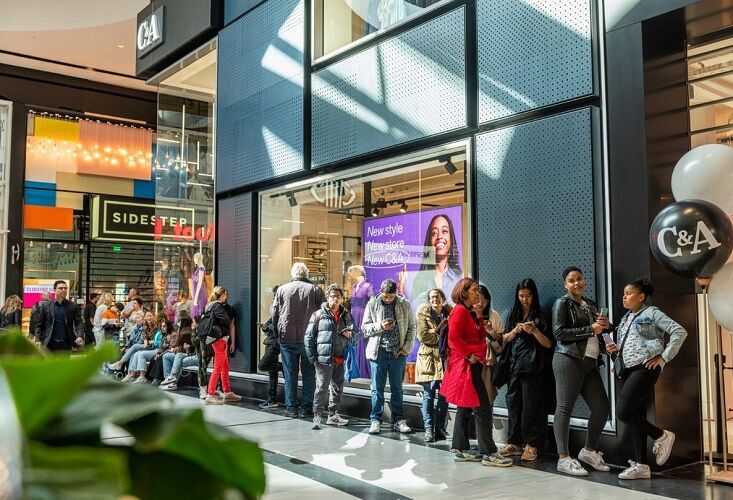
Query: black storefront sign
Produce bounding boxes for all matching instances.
[92,196,212,244]
[135,0,223,79]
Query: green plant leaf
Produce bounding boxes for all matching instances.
[37,376,173,445]
[126,449,247,500]
[123,408,265,498]
[0,342,117,436]
[24,441,129,500]
[0,330,42,357]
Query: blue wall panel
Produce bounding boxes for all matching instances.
[217,193,252,372]
[477,0,594,123]
[217,0,304,192]
[475,107,597,315]
[312,6,466,166]
[224,0,264,25]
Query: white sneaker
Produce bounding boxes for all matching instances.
[652,430,675,466]
[312,415,322,430]
[160,383,178,391]
[162,375,177,385]
[557,457,589,476]
[326,413,349,426]
[578,448,610,472]
[618,461,651,480]
[121,373,135,383]
[368,421,381,435]
[205,394,224,405]
[132,376,147,384]
[393,420,412,433]
[199,387,208,399]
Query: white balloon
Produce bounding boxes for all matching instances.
[672,144,733,214]
[709,262,733,332]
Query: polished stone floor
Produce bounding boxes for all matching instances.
[103,389,733,500]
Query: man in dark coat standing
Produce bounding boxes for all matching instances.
[34,280,84,353]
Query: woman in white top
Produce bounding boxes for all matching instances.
[93,292,120,348]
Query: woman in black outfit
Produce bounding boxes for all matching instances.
[498,279,553,462]
[0,295,22,331]
[552,266,612,476]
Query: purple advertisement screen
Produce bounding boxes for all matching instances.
[363,205,464,360]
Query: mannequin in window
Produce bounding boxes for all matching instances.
[189,252,208,319]
[348,265,374,379]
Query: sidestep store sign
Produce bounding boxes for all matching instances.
[91,195,213,244]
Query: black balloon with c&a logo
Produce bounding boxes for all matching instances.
[649,199,733,279]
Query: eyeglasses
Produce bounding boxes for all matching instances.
[327,295,343,300]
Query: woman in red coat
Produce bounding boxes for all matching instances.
[441,278,512,467]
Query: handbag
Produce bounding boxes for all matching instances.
[491,346,511,389]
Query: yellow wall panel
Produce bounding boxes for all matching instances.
[34,117,79,143]
[55,171,134,197]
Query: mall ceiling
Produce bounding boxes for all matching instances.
[0,0,153,91]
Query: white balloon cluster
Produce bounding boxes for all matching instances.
[672,144,733,331]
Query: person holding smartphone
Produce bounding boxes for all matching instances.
[415,288,452,442]
[498,278,553,462]
[552,266,612,476]
[305,284,357,430]
[608,278,687,480]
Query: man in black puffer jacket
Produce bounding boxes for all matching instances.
[305,283,357,430]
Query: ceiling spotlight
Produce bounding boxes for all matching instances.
[287,192,298,207]
[345,211,353,221]
[371,207,380,217]
[442,156,458,175]
[400,201,408,213]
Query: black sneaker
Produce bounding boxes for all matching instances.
[259,399,278,409]
[300,408,314,419]
[434,429,448,442]
[283,408,299,418]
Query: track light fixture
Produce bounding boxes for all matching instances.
[400,200,408,213]
[440,156,457,175]
[287,192,298,207]
[345,211,353,221]
[371,207,380,217]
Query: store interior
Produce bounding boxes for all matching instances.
[259,148,469,380]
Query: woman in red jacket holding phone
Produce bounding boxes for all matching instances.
[441,278,512,467]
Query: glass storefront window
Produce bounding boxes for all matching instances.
[258,146,469,380]
[153,46,216,322]
[314,0,448,59]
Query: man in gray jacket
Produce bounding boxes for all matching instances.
[272,263,325,418]
[361,279,416,435]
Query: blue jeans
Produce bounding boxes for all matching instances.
[421,381,448,430]
[280,342,315,412]
[370,349,407,423]
[130,349,157,371]
[121,344,144,364]
[163,352,197,379]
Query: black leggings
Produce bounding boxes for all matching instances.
[616,364,663,463]
[451,363,497,455]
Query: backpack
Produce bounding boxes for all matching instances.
[196,305,224,341]
[437,322,450,361]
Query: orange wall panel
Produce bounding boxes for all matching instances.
[23,205,74,231]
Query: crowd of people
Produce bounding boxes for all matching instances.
[25,280,242,405]
[261,263,688,480]
[20,259,688,480]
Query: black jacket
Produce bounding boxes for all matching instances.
[35,299,84,346]
[0,310,21,330]
[552,294,607,362]
[29,300,46,336]
[304,304,357,365]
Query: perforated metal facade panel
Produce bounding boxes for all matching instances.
[217,193,253,373]
[312,6,467,167]
[224,0,263,25]
[477,108,598,416]
[477,0,594,123]
[217,0,304,192]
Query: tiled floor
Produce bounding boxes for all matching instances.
[102,390,733,500]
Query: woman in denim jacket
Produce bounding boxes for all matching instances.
[608,278,687,480]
